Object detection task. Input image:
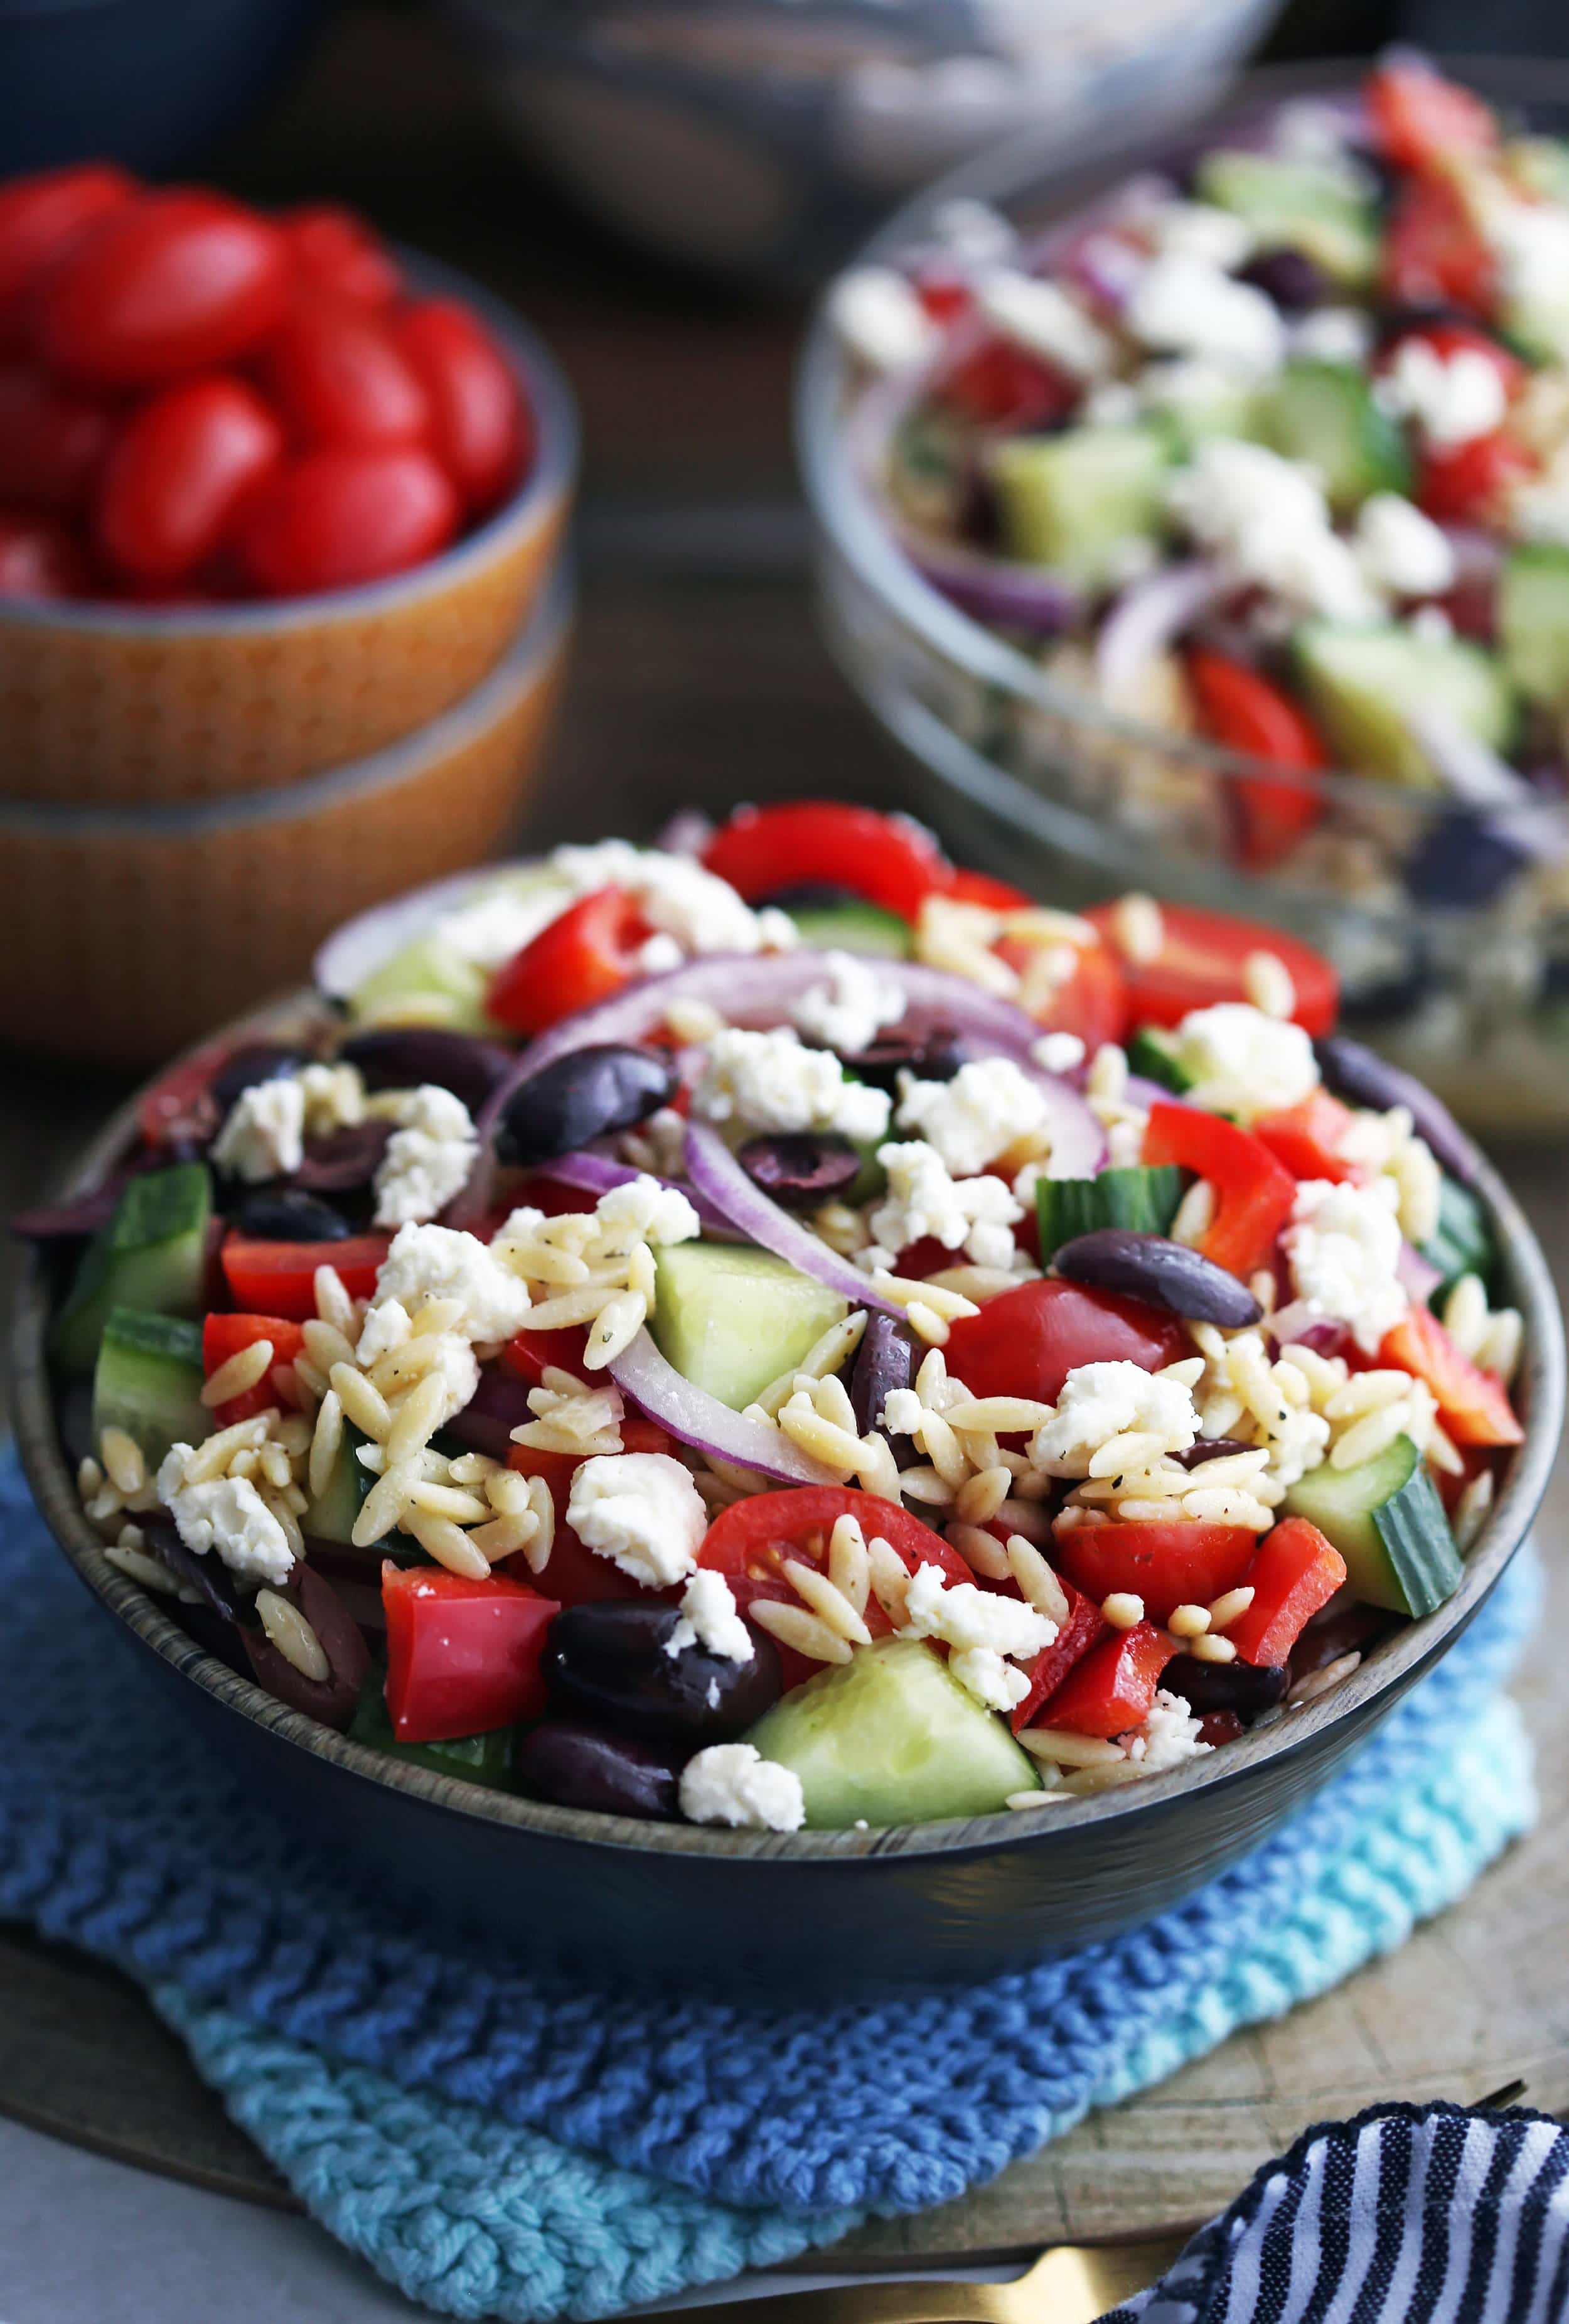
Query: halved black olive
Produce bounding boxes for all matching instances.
[739,1132,861,1208]
[1052,1229,1261,1326]
[546,1600,781,1743]
[496,1045,678,1167]
[233,1190,353,1242]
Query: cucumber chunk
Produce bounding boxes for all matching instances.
[650,1243,849,1412]
[1196,152,1379,289]
[1420,1174,1498,1303]
[1293,624,1518,787]
[90,1308,208,1470]
[348,933,493,1033]
[304,1421,375,1544]
[990,425,1172,587]
[52,1163,212,1377]
[1499,546,1569,707]
[1264,362,1411,513]
[1036,1164,1188,1261]
[746,1637,1037,1827]
[784,900,913,959]
[1127,1026,1193,1094]
[1285,1435,1462,1615]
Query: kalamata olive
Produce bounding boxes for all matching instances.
[496,1044,678,1168]
[339,1026,511,1116]
[1315,1033,1477,1186]
[1374,300,1478,350]
[11,1183,124,1242]
[850,1310,919,1463]
[1288,1599,1398,1682]
[1052,1230,1262,1326]
[1164,1653,1289,1722]
[291,1119,393,1193]
[242,1561,372,1731]
[210,1043,308,1114]
[1172,1438,1256,1470]
[756,881,867,913]
[515,1720,683,1819]
[546,1600,782,1743]
[840,1025,969,1092]
[141,1515,254,1627]
[233,1189,353,1242]
[442,1361,535,1461]
[739,1132,862,1208]
[1236,248,1327,310]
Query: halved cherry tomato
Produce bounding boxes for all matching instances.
[1053,1520,1260,1625]
[36,191,290,387]
[1252,1089,1357,1183]
[394,298,527,516]
[96,374,284,586]
[382,1559,559,1743]
[201,1310,307,1424]
[1416,431,1535,527]
[943,337,1079,429]
[1186,650,1327,871]
[220,1232,390,1320]
[506,1415,677,1605]
[1366,59,1497,175]
[1379,1303,1524,1447]
[1087,899,1338,1036]
[487,887,648,1038]
[0,163,136,351]
[279,204,402,309]
[1224,1518,1346,1667]
[231,444,459,597]
[1381,175,1494,315]
[1039,1619,1177,1738]
[1143,1101,1298,1281]
[702,802,950,920]
[1010,1574,1105,1733]
[0,508,88,599]
[264,296,431,453]
[943,1278,1190,1406]
[946,867,1032,910]
[995,927,1130,1049]
[0,365,114,515]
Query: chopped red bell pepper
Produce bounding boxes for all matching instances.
[1053,1520,1260,1625]
[201,1310,307,1423]
[382,1560,560,1743]
[1252,1089,1358,1183]
[1366,58,1497,174]
[1038,1620,1177,1740]
[220,1232,390,1321]
[1223,1518,1347,1667]
[1379,1304,1524,1448]
[1416,431,1535,527]
[500,1323,592,1389]
[1382,175,1496,314]
[1142,1101,1298,1281]
[1009,1574,1105,1734]
[943,336,1079,429]
[1186,650,1327,871]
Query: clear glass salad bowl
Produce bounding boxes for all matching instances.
[798,59,1569,1139]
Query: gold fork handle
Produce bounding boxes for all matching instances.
[658,2238,1189,2324]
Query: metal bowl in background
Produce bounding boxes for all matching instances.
[13,991,1563,1995]
[444,0,1285,286]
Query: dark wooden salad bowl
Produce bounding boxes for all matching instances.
[13,993,1566,1995]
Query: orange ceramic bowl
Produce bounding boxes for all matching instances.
[0,258,578,810]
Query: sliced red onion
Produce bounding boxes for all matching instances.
[1404,708,1569,865]
[608,1330,840,1487]
[1125,1073,1189,1114]
[902,535,1083,638]
[683,1120,898,1315]
[1095,561,1228,704]
[1398,1242,1442,1306]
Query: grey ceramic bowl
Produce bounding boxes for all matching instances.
[13,998,1564,1995]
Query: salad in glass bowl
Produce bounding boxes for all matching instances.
[24,802,1528,1834]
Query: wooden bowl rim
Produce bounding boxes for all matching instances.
[13,1011,1563,1867]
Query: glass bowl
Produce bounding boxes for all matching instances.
[798,59,1569,1138]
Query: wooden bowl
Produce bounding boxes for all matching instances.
[12,1046,1562,1994]
[0,576,571,1072]
[0,261,577,809]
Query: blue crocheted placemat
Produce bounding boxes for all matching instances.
[0,1453,1541,2320]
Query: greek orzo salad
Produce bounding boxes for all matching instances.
[24,801,1526,1832]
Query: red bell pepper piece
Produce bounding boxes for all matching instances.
[1223,1518,1347,1667]
[382,1561,560,1743]
[1379,1305,1524,1448]
[221,1232,390,1320]
[201,1310,306,1423]
[1142,1100,1298,1281]
[1365,58,1497,174]
[1252,1089,1358,1183]
[1039,1620,1177,1740]
[1416,431,1535,527]
[1053,1520,1260,1625]
[500,1323,592,1389]
[1382,175,1496,315]
[1186,650,1327,871]
[1010,1574,1105,1734]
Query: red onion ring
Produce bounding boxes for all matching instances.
[1095,561,1228,705]
[608,1330,840,1486]
[683,1120,898,1314]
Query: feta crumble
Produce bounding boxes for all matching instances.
[567,1452,709,1588]
[1375,337,1507,449]
[372,1085,478,1228]
[861,1139,1023,1274]
[1170,1003,1319,1121]
[1125,256,1286,376]
[156,1453,294,1588]
[1283,1176,1409,1354]
[791,950,906,1057]
[894,1057,1049,1176]
[1145,199,1255,271]
[881,1386,926,1437]
[551,841,795,960]
[679,1743,805,1832]
[211,1077,305,1183]
[434,881,571,971]
[593,1174,702,1247]
[1122,1689,1211,1770]
[972,268,1115,380]
[1166,439,1381,623]
[1032,1031,1086,1075]
[1354,492,1457,598]
[1288,306,1374,367]
[900,1563,1058,1713]
[666,1569,754,1664]
[827,266,940,374]
[370,1221,533,1346]
[694,1027,891,1144]
[1031,1361,1199,1476]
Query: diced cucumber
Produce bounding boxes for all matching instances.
[51,1163,212,1377]
[1506,136,1569,205]
[1145,376,1265,456]
[785,900,913,959]
[1264,362,1411,513]
[1196,151,1379,289]
[1293,624,1518,787]
[1499,546,1569,707]
[650,1243,849,1412]
[90,1308,208,1470]
[746,1637,1037,1828]
[304,1421,375,1545]
[1036,1164,1188,1261]
[1500,294,1569,368]
[348,1665,516,1789]
[990,425,1172,588]
[1285,1435,1462,1615]
[1420,1174,1498,1303]
[347,933,493,1033]
[1127,1026,1193,1094]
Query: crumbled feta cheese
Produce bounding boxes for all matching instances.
[1147,199,1255,271]
[1123,1689,1211,1770]
[434,881,570,970]
[1083,379,1143,426]
[881,1386,926,1436]
[371,1221,533,1345]
[1268,100,1363,170]
[594,1174,702,1248]
[894,1057,1049,1176]
[972,268,1113,380]
[929,196,1015,264]
[1375,337,1507,449]
[1408,603,1455,645]
[211,1077,305,1183]
[1166,438,1382,623]
[1138,358,1248,413]
[694,1027,891,1143]
[372,1084,478,1228]
[1170,1003,1319,1121]
[1354,492,1457,598]
[901,1562,1057,1712]
[863,1139,1022,1272]
[567,1452,708,1588]
[1481,196,1569,321]
[638,932,685,976]
[679,1743,805,1832]
[1125,256,1286,376]
[550,841,795,960]
[156,1452,294,1588]
[356,1298,411,1367]
[1032,1031,1086,1075]
[827,265,940,374]
[297,1061,364,1136]
[792,950,906,1057]
[666,1569,754,1664]
[1288,306,1374,367]
[1283,1176,1409,1354]
[1031,1361,1199,1476]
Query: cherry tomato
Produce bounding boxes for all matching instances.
[1379,1305,1524,1448]
[201,1311,308,1424]
[943,1278,1189,1406]
[36,190,290,388]
[1382,176,1494,315]
[96,374,284,586]
[486,888,648,1038]
[0,507,89,599]
[221,1233,391,1319]
[506,1415,677,1605]
[382,1560,559,1743]
[1085,899,1339,1036]
[995,927,1130,1049]
[945,867,1032,910]
[943,337,1079,429]
[1053,1520,1260,1625]
[394,298,527,515]
[1376,321,1526,402]
[230,444,458,597]
[0,163,136,351]
[279,204,402,309]
[702,802,950,920]
[264,296,432,452]
[1366,60,1497,175]
[1416,431,1535,526]
[0,363,114,515]
[1186,650,1327,871]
